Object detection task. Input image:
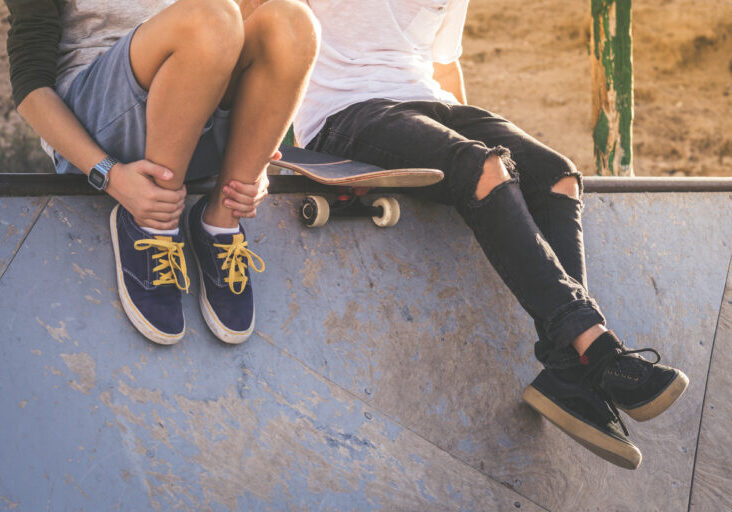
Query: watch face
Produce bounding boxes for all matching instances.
[89,168,106,189]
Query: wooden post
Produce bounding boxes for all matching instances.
[590,0,634,176]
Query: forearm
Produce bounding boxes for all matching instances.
[18,87,186,228]
[433,60,467,105]
[17,87,108,175]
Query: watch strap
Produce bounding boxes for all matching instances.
[96,156,118,174]
[88,156,118,191]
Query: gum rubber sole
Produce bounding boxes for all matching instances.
[109,205,184,345]
[620,370,689,422]
[523,385,642,470]
[185,217,254,345]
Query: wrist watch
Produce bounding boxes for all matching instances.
[88,156,119,191]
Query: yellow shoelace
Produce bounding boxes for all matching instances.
[214,233,265,295]
[133,236,190,292]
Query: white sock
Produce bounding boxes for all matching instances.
[141,226,179,236]
[201,205,240,236]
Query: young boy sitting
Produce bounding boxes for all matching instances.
[289,0,688,468]
[5,0,319,344]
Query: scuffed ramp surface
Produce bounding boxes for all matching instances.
[0,197,47,277]
[0,192,730,511]
[689,256,732,511]
[0,196,538,512]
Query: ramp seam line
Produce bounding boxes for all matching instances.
[0,196,51,283]
[255,331,552,512]
[686,250,732,512]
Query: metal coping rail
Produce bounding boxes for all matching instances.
[1,173,731,197]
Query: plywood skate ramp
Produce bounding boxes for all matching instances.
[0,191,730,511]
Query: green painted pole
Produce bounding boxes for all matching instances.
[590,0,634,176]
[283,125,296,147]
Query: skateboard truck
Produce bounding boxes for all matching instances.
[300,189,400,228]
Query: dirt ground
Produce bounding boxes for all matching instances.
[1,0,730,176]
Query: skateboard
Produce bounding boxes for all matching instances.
[268,146,443,228]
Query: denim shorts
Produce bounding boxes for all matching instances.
[54,26,228,181]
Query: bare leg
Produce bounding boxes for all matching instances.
[204,0,320,228]
[128,0,246,227]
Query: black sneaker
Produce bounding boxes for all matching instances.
[523,369,642,469]
[582,331,689,422]
[110,204,189,345]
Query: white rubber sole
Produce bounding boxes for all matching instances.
[109,205,184,345]
[620,370,689,422]
[523,385,642,470]
[185,216,254,344]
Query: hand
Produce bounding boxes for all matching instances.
[106,160,186,230]
[221,174,269,219]
[219,149,279,219]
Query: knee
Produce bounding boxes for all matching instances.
[546,152,580,199]
[475,154,512,200]
[551,175,580,199]
[180,0,244,70]
[250,0,321,67]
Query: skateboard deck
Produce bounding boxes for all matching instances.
[268,146,443,228]
[269,146,444,188]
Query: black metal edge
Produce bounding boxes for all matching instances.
[1,173,731,197]
[582,176,732,193]
[0,174,343,197]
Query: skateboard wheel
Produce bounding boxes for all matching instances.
[301,195,330,227]
[371,197,400,227]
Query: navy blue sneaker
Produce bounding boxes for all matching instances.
[110,204,189,345]
[186,197,265,344]
[523,369,642,470]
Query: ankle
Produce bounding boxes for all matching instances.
[133,215,179,234]
[202,197,238,229]
[572,324,608,356]
[553,330,621,385]
[580,331,624,376]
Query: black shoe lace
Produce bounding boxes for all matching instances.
[586,347,662,437]
[619,347,661,364]
[593,346,662,383]
[595,386,630,436]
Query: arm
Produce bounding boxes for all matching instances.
[433,60,467,105]
[18,88,109,175]
[431,0,469,104]
[7,1,185,228]
[7,0,109,174]
[7,0,104,174]
[18,89,185,228]
[20,89,185,228]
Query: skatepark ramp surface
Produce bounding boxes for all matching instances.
[1,187,730,511]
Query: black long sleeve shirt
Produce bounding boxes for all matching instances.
[4,0,63,106]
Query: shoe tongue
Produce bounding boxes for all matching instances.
[154,233,183,243]
[214,232,244,245]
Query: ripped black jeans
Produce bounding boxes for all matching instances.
[306,99,606,368]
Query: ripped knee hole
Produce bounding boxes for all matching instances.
[474,155,512,200]
[551,175,580,199]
